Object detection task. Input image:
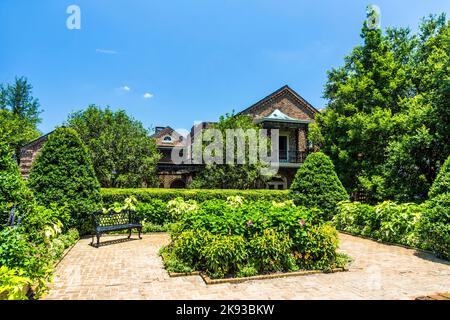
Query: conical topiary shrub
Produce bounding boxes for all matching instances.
[290,152,349,220]
[428,155,450,199]
[28,127,101,234]
[0,141,33,225]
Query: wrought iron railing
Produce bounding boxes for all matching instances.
[279,150,308,163]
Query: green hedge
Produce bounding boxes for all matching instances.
[101,188,290,205]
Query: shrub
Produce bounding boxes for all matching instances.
[294,224,339,270]
[101,188,289,205]
[0,266,32,300]
[201,234,247,278]
[136,199,169,225]
[377,201,423,247]
[0,227,52,281]
[235,265,258,278]
[158,246,193,274]
[248,229,293,272]
[333,200,425,249]
[172,230,211,266]
[0,141,33,226]
[290,152,349,220]
[420,194,450,260]
[28,128,102,234]
[333,201,378,237]
[428,155,450,198]
[163,198,344,278]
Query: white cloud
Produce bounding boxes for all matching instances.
[96,49,118,54]
[122,86,130,92]
[143,93,154,99]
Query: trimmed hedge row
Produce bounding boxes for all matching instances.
[101,188,290,205]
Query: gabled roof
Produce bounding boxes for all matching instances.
[20,130,54,151]
[238,85,319,117]
[255,109,312,125]
[152,126,185,147]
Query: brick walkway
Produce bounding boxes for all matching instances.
[44,233,450,300]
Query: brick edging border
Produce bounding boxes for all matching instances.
[167,267,347,285]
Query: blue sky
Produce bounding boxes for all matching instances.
[1,1,449,134]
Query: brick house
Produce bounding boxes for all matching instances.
[18,132,52,179]
[19,85,318,189]
[153,85,319,189]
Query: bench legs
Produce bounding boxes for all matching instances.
[138,227,142,239]
[128,228,132,239]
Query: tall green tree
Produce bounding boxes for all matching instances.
[382,15,450,201]
[317,12,449,202]
[28,128,101,234]
[0,77,42,154]
[66,105,160,188]
[191,113,271,189]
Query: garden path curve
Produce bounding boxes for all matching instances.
[44,233,450,300]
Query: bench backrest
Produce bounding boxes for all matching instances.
[92,210,138,227]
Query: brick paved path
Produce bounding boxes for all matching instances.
[44,233,450,300]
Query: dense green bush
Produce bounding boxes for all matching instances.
[248,229,293,272]
[28,128,102,234]
[290,152,349,220]
[162,197,345,278]
[419,194,450,260]
[333,201,424,248]
[136,199,169,225]
[0,266,32,300]
[0,227,51,283]
[428,155,450,199]
[332,201,378,237]
[101,188,289,205]
[0,141,33,226]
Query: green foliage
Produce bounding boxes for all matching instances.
[66,105,160,188]
[101,188,289,205]
[0,141,33,226]
[333,200,425,248]
[28,128,102,234]
[136,200,169,225]
[0,77,42,155]
[248,229,293,272]
[419,194,450,260]
[191,112,271,189]
[318,14,450,202]
[0,110,40,157]
[0,266,32,300]
[0,227,52,282]
[158,246,194,274]
[290,152,349,220]
[428,155,450,198]
[235,265,258,278]
[201,233,247,278]
[163,198,344,278]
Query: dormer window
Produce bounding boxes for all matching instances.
[163,136,173,143]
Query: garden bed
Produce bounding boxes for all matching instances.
[159,197,351,282]
[163,251,347,284]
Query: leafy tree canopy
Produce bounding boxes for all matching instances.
[0,77,42,154]
[316,13,449,202]
[191,113,271,189]
[66,105,161,188]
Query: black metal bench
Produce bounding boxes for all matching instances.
[92,209,142,247]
